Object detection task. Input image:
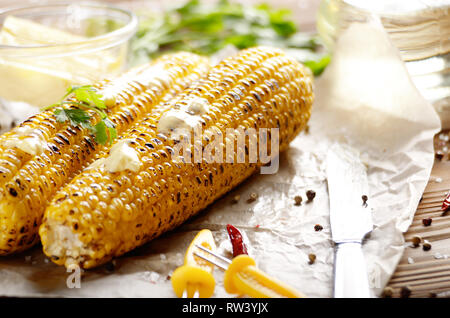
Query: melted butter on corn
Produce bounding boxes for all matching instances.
[134,64,172,89]
[158,97,210,137]
[3,126,46,156]
[99,77,130,108]
[87,139,141,173]
[185,97,209,115]
[101,90,117,108]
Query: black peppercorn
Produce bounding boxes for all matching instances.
[423,242,432,251]
[411,236,421,247]
[314,224,323,232]
[382,287,393,298]
[362,195,368,206]
[231,195,240,204]
[306,190,316,201]
[401,286,412,298]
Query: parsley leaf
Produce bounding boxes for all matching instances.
[54,108,69,123]
[46,85,117,145]
[130,0,330,75]
[303,55,331,76]
[93,121,108,145]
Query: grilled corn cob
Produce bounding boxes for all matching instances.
[40,47,314,268]
[0,52,210,255]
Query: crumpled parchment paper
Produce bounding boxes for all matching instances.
[0,18,441,298]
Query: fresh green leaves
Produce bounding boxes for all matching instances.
[46,85,117,145]
[255,3,296,37]
[303,54,331,76]
[54,108,91,128]
[130,0,330,76]
[70,85,106,110]
[94,118,117,146]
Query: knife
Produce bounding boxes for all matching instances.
[326,144,373,298]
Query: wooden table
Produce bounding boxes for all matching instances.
[386,134,450,298]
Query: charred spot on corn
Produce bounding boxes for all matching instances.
[8,187,17,197]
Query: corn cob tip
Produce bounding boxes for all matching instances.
[40,219,93,268]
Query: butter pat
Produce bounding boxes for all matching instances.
[12,136,44,156]
[105,140,141,173]
[101,91,117,108]
[0,59,78,108]
[85,157,106,171]
[158,110,203,135]
[157,97,210,138]
[186,97,209,115]
[3,126,45,156]
[0,16,123,107]
[0,15,86,45]
[89,140,141,173]
[99,77,131,108]
[134,64,172,89]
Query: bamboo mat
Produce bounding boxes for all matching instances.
[387,134,450,297]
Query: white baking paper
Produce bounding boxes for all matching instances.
[0,19,441,298]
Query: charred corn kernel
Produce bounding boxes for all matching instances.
[0,52,210,255]
[40,46,314,268]
[223,254,304,298]
[172,229,217,298]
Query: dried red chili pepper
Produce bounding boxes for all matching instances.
[441,191,450,211]
[226,224,248,257]
[422,217,432,226]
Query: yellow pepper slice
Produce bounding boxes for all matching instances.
[224,254,305,298]
[184,229,217,271]
[171,229,217,298]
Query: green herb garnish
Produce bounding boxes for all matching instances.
[45,85,117,145]
[130,0,329,76]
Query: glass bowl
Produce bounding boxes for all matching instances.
[0,2,138,108]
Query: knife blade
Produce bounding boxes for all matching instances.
[326,143,373,298]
